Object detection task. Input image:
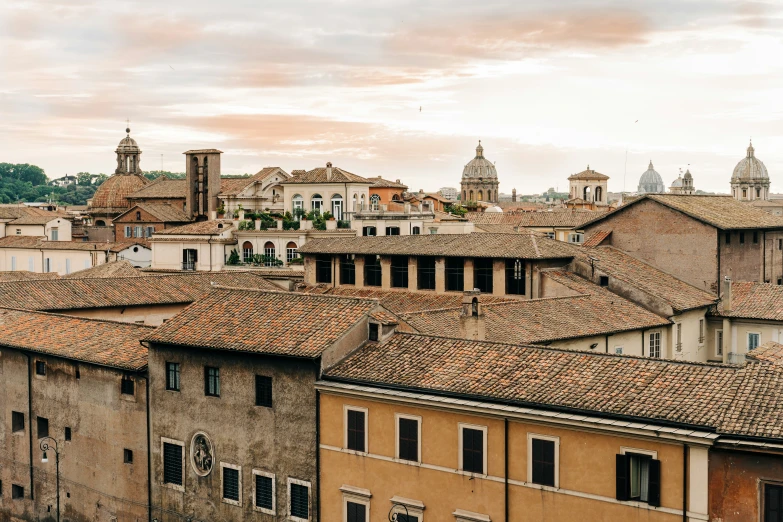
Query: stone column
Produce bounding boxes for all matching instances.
[463,258,474,292]
[492,259,505,297]
[333,255,341,287]
[380,256,391,291]
[354,256,365,289]
[435,257,446,293]
[408,256,417,292]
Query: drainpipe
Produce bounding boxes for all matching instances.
[139,342,153,522]
[504,418,509,522]
[315,366,322,522]
[682,444,688,522]
[605,334,611,353]
[25,352,34,500]
[641,329,646,357]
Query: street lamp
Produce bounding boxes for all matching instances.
[389,503,410,522]
[39,437,61,522]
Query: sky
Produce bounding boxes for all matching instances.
[1,0,783,195]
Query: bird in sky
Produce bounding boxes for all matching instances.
[169,65,175,70]
[419,106,421,112]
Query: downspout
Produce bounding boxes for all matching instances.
[763,230,767,282]
[716,231,721,293]
[315,366,322,522]
[504,418,509,522]
[641,329,646,357]
[139,341,153,522]
[605,334,610,353]
[208,236,213,272]
[25,352,34,500]
[682,444,688,522]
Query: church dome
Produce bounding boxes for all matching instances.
[90,172,149,211]
[733,141,768,180]
[683,169,693,180]
[638,160,665,193]
[116,127,141,154]
[670,175,683,188]
[485,205,503,213]
[462,141,498,180]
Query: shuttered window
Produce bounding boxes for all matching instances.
[255,474,274,510]
[222,467,240,502]
[616,453,660,506]
[346,501,367,522]
[531,438,555,486]
[290,483,309,519]
[398,417,419,462]
[346,409,366,452]
[163,443,183,486]
[255,376,273,408]
[766,483,783,522]
[461,427,484,474]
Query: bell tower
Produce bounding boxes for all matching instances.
[115,127,142,175]
[184,149,223,220]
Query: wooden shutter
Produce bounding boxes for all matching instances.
[647,459,661,507]
[616,454,629,501]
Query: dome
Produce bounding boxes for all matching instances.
[670,175,683,188]
[485,205,503,213]
[733,141,768,180]
[683,169,693,180]
[90,172,149,212]
[462,141,498,180]
[637,160,665,193]
[116,127,141,154]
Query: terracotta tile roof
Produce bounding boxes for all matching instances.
[183,149,223,154]
[325,333,737,431]
[712,282,783,320]
[297,232,579,260]
[0,272,278,311]
[0,308,150,371]
[0,271,60,282]
[582,194,783,230]
[0,206,62,220]
[0,236,149,253]
[582,229,611,247]
[219,168,289,196]
[62,260,140,279]
[474,224,525,233]
[568,168,610,181]
[719,362,783,439]
[576,246,717,312]
[367,176,408,189]
[7,215,65,225]
[280,166,371,184]
[468,211,601,228]
[126,178,186,199]
[154,219,235,236]
[115,202,191,223]
[369,309,399,325]
[89,173,150,212]
[746,342,783,366]
[145,288,383,358]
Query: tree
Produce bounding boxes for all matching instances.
[77,172,93,186]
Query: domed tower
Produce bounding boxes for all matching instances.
[461,141,499,203]
[638,161,665,194]
[731,141,770,201]
[115,126,142,175]
[682,169,695,194]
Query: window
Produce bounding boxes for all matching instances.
[292,194,304,218]
[205,367,220,397]
[675,323,682,351]
[182,248,197,270]
[544,232,555,239]
[529,434,559,487]
[12,484,24,499]
[600,275,610,287]
[740,232,745,244]
[166,362,180,391]
[396,414,421,463]
[417,257,436,290]
[12,411,24,433]
[615,346,624,355]
[121,374,135,395]
[749,333,761,351]
[221,463,241,505]
[287,242,298,263]
[311,194,323,213]
[243,241,254,263]
[369,194,380,210]
[331,194,344,220]
[288,478,311,521]
[346,501,368,522]
[699,319,705,343]
[364,255,382,287]
[385,227,400,236]
[369,323,379,342]
[253,470,275,514]
[65,427,71,441]
[616,450,661,506]
[255,375,273,408]
[649,332,661,358]
[445,258,464,291]
[50,228,58,241]
[37,417,49,438]
[124,226,132,239]
[345,407,367,453]
[162,440,184,488]
[315,255,332,284]
[65,259,71,274]
[460,424,486,474]
[146,226,154,238]
[473,258,493,293]
[412,226,421,235]
[506,259,525,295]
[754,231,759,244]
[779,238,783,251]
[725,232,731,245]
[10,256,15,271]
[716,330,724,357]
[340,255,356,285]
[390,256,409,288]
[263,242,276,266]
[44,258,51,273]
[134,226,143,238]
[35,360,46,376]
[362,226,377,237]
[765,483,783,522]
[124,449,133,464]
[568,232,584,244]
[15,229,21,235]
[429,227,438,234]
[743,188,748,198]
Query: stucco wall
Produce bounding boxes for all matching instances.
[709,448,783,522]
[65,303,188,326]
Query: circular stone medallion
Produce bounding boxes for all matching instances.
[190,432,215,477]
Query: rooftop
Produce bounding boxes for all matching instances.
[0,271,61,282]
[126,178,187,199]
[115,202,191,223]
[0,308,150,371]
[219,167,288,196]
[154,219,234,236]
[712,282,783,321]
[297,232,579,260]
[467,210,602,228]
[0,236,148,253]
[145,287,384,358]
[568,167,610,181]
[62,260,140,279]
[281,164,371,185]
[7,214,66,225]
[367,176,408,189]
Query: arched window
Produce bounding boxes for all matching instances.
[135,211,141,220]
[292,194,304,219]
[471,297,479,316]
[595,186,602,203]
[756,187,761,198]
[352,193,358,211]
[95,220,106,227]
[469,190,474,201]
[286,241,298,263]
[242,241,253,263]
[311,194,323,213]
[370,194,380,211]
[263,241,275,266]
[463,190,467,201]
[478,190,483,201]
[392,193,401,201]
[331,194,343,220]
[583,186,592,201]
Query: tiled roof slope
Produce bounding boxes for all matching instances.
[281,166,371,184]
[368,177,408,189]
[297,233,579,259]
[0,236,148,253]
[712,282,783,320]
[326,334,737,431]
[8,215,64,225]
[568,168,610,180]
[0,271,60,282]
[0,272,278,311]
[155,220,235,235]
[467,211,600,228]
[116,202,191,223]
[582,230,611,247]
[220,168,288,195]
[746,342,783,366]
[0,308,150,371]
[577,246,717,312]
[127,178,187,199]
[90,173,149,212]
[720,362,783,439]
[145,288,382,358]
[582,194,783,230]
[62,260,140,279]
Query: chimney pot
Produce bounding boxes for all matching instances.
[723,276,732,312]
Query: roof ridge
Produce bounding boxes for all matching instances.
[215,285,382,304]
[0,306,156,329]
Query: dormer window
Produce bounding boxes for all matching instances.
[135,211,141,220]
[369,323,379,342]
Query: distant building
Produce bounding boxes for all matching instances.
[460,141,499,203]
[438,186,458,201]
[637,161,665,194]
[731,141,770,201]
[567,166,609,209]
[670,169,696,194]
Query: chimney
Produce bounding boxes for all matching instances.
[459,290,485,341]
[723,276,732,312]
[326,162,333,181]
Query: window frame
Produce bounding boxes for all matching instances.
[458,423,487,475]
[417,256,436,290]
[395,413,422,464]
[390,255,409,288]
[255,375,273,408]
[161,437,185,491]
[12,484,24,499]
[748,332,761,351]
[341,485,371,522]
[37,416,49,438]
[363,255,382,287]
[12,411,24,433]
[35,360,46,377]
[288,477,312,522]
[619,447,660,505]
[204,366,220,397]
[124,448,134,464]
[763,481,783,522]
[220,462,242,506]
[527,433,560,488]
[473,258,493,294]
[252,469,276,515]
[340,254,356,285]
[165,362,180,392]
[344,405,368,454]
[389,496,425,521]
[716,329,724,357]
[649,331,661,358]
[121,374,135,396]
[698,318,705,344]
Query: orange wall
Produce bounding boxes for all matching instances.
[369,187,405,206]
[319,391,685,522]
